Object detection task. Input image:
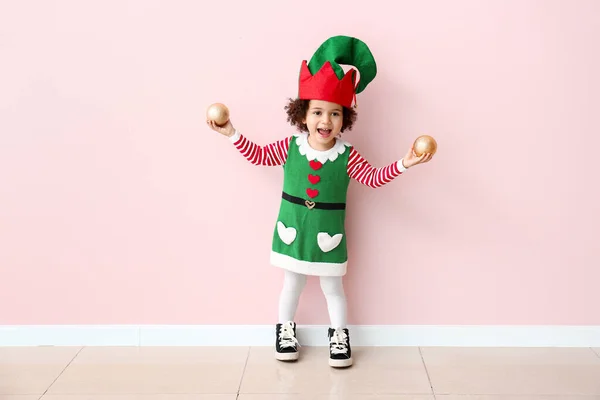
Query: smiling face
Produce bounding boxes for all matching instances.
[302,100,344,151]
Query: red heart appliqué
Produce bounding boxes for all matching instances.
[309,160,322,170]
[306,188,319,198]
[308,174,320,184]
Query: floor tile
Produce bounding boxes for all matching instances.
[421,347,600,395]
[0,347,81,395]
[421,347,600,365]
[46,347,248,394]
[42,396,237,399]
[438,396,600,399]
[239,395,434,399]
[0,347,81,364]
[593,348,600,358]
[239,346,432,395]
[0,397,41,400]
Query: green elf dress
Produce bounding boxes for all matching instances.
[271,132,352,277]
[230,36,406,277]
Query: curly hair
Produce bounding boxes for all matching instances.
[284,98,357,133]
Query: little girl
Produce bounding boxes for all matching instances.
[207,36,433,368]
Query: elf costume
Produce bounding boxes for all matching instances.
[229,35,407,277]
[226,35,411,367]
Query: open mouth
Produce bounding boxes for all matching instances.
[317,128,332,138]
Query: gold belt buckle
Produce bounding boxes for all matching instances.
[305,200,315,210]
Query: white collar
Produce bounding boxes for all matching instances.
[294,132,351,164]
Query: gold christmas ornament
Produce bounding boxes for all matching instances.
[206,103,230,126]
[413,135,437,156]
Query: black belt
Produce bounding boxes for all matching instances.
[282,192,346,210]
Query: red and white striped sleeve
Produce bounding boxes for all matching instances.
[229,131,291,166]
[347,148,407,188]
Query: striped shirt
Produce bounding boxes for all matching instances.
[230,132,404,188]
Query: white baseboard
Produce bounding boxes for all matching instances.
[1,325,600,347]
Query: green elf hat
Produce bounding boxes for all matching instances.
[298,35,377,108]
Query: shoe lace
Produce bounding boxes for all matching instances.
[278,321,299,349]
[330,328,349,355]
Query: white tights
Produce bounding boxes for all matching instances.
[278,270,347,329]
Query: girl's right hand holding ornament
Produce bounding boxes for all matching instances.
[402,135,437,168]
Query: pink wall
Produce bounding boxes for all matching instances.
[1,0,599,326]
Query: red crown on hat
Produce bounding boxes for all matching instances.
[298,60,357,109]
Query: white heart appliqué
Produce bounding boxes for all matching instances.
[277,221,297,245]
[317,232,343,252]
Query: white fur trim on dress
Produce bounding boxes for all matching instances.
[270,251,347,277]
[294,133,351,164]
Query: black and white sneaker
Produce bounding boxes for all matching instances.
[328,327,352,367]
[275,321,300,361]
